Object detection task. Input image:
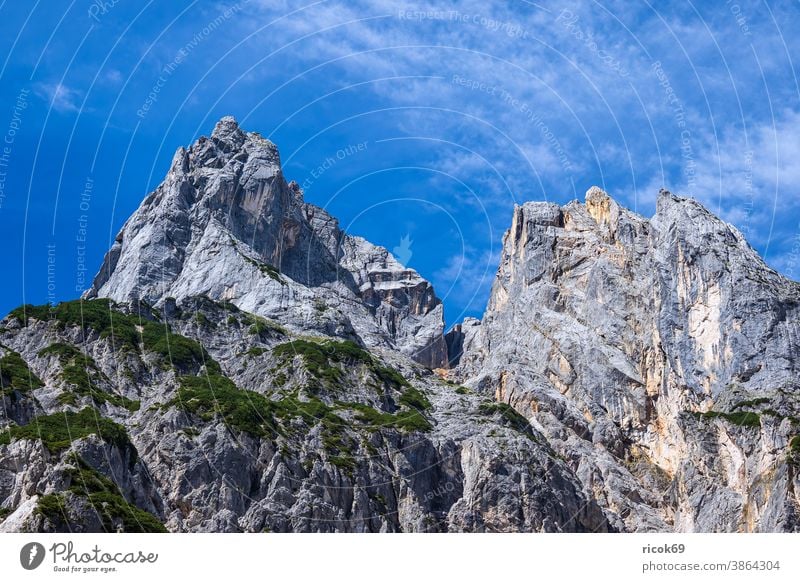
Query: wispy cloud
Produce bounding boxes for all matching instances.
[236,0,800,297]
[34,82,82,113]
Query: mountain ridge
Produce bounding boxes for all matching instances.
[84,116,448,369]
[449,184,800,531]
[1,117,799,532]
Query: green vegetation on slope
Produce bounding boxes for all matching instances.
[478,402,535,439]
[248,315,287,337]
[37,454,166,533]
[238,252,286,284]
[0,407,134,455]
[39,343,139,411]
[9,299,219,375]
[173,374,280,438]
[398,387,431,411]
[788,435,800,467]
[690,410,761,428]
[273,339,410,390]
[338,401,433,433]
[0,349,43,396]
[173,372,434,443]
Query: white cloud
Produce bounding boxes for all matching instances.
[104,69,123,85]
[34,82,82,113]
[235,0,800,289]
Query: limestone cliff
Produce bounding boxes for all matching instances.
[2,119,798,533]
[449,186,800,532]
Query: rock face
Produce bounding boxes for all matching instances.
[85,117,446,369]
[450,186,800,532]
[0,297,607,533]
[1,118,798,533]
[0,118,608,533]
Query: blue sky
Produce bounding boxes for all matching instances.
[0,0,799,327]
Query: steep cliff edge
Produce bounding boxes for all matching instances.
[449,186,800,532]
[85,116,446,369]
[0,119,612,533]
[2,116,798,532]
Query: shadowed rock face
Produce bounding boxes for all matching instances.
[451,186,800,532]
[85,116,447,369]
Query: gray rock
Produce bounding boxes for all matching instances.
[451,186,800,532]
[85,116,447,368]
[3,118,798,533]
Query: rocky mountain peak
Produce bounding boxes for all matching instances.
[584,185,621,232]
[3,116,799,533]
[85,117,447,367]
[450,186,800,532]
[210,115,244,145]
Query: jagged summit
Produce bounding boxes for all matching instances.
[3,117,799,533]
[211,115,244,141]
[85,117,447,368]
[449,183,800,532]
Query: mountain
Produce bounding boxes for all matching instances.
[448,186,800,531]
[1,118,798,532]
[86,116,447,369]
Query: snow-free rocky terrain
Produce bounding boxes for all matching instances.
[1,117,798,532]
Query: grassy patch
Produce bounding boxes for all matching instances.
[0,407,134,455]
[38,455,166,532]
[248,316,287,337]
[787,435,800,467]
[172,376,372,475]
[274,340,347,385]
[398,387,431,411]
[7,304,52,326]
[172,373,433,475]
[338,401,433,433]
[10,300,139,346]
[172,376,343,437]
[140,324,220,374]
[39,342,83,360]
[10,299,219,376]
[240,254,286,284]
[690,410,761,428]
[373,365,410,389]
[329,454,356,472]
[36,493,69,526]
[273,339,409,390]
[40,343,139,412]
[390,410,433,432]
[218,300,240,313]
[193,312,216,329]
[173,374,280,438]
[478,402,534,437]
[0,349,43,395]
[455,386,472,395]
